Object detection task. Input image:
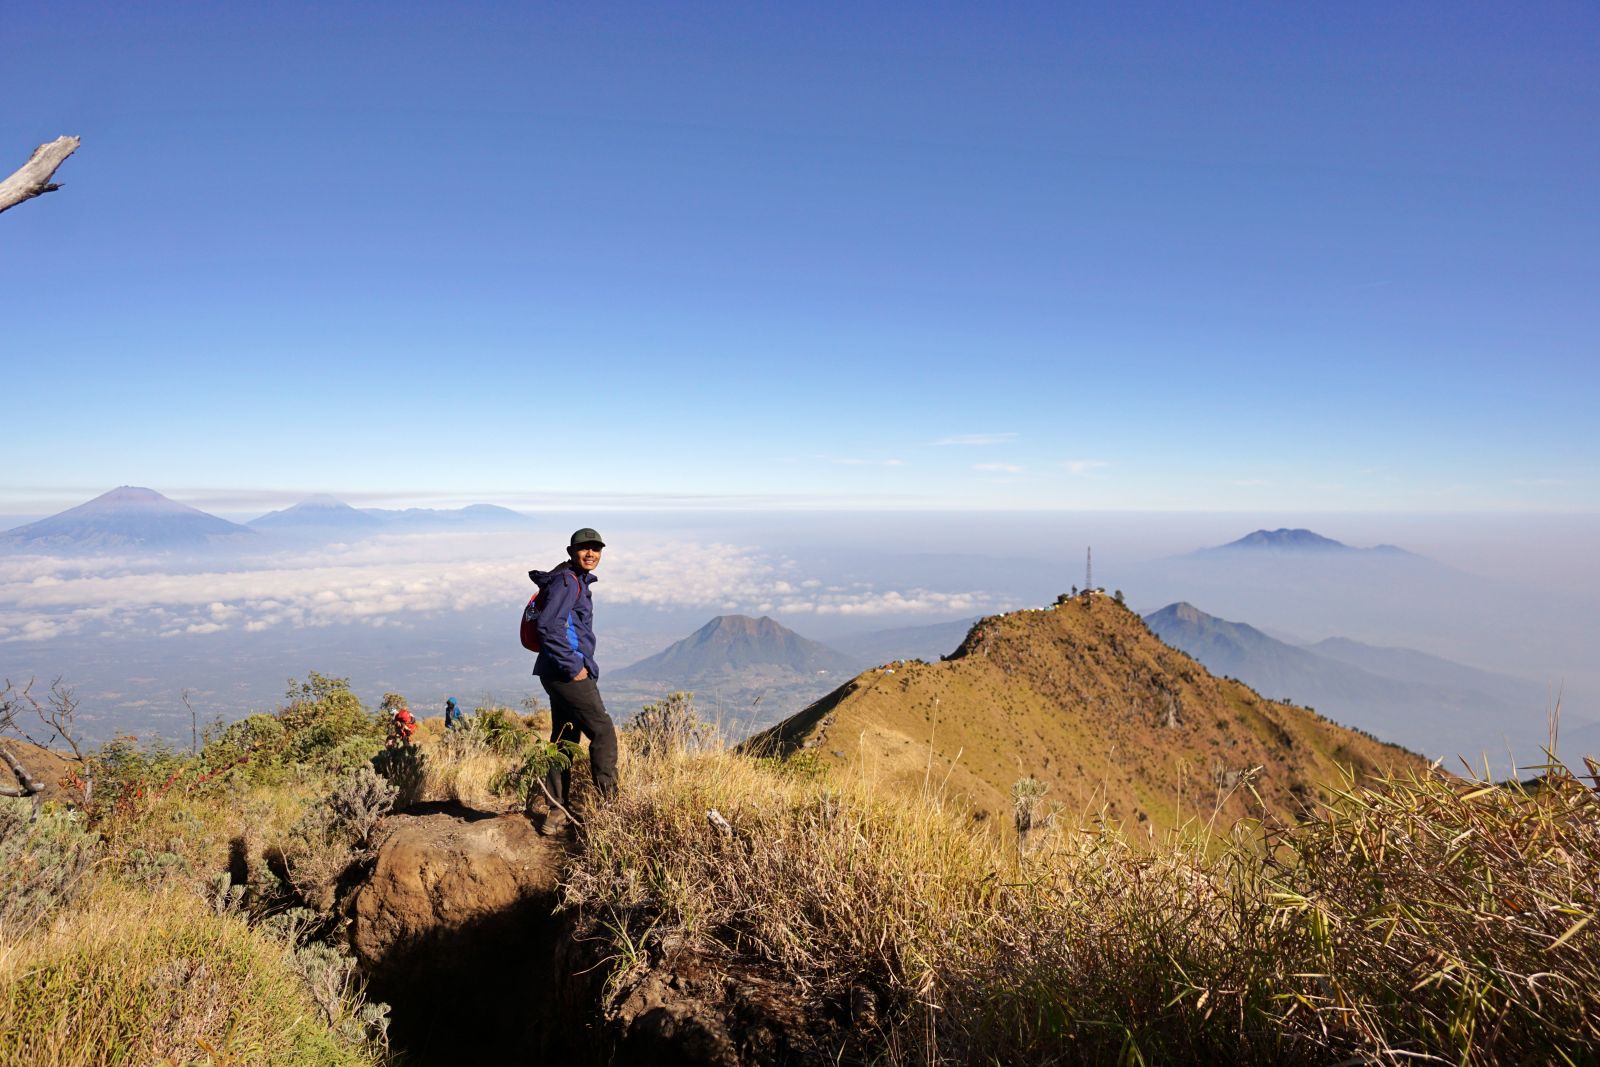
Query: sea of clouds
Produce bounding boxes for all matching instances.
[0,530,993,644]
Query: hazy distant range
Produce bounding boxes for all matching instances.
[2,488,1595,771]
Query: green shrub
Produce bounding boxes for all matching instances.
[493,739,584,810]
[370,745,426,810]
[454,704,538,757]
[0,798,100,931]
[625,691,708,759]
[282,767,397,916]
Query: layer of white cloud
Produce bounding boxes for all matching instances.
[0,533,993,642]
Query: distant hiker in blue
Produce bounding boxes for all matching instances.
[528,528,617,834]
[444,696,464,731]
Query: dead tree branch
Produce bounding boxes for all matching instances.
[0,136,81,216]
[0,743,46,798]
[0,676,89,802]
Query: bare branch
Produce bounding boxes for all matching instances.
[0,136,81,216]
[44,678,85,762]
[0,675,89,803]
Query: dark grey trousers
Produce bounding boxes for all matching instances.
[539,675,618,806]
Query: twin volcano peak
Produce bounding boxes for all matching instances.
[1218,528,1348,552]
[1204,528,1411,556]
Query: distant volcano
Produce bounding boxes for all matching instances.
[249,498,532,536]
[1197,528,1412,556]
[615,615,858,680]
[0,486,256,552]
[250,496,384,530]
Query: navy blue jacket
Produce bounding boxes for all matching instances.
[529,561,599,681]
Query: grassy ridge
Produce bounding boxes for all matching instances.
[750,597,1429,834]
[571,728,1600,1064]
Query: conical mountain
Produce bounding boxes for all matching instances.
[750,595,1427,832]
[615,615,858,680]
[0,486,255,552]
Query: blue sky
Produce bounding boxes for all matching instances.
[2,2,1595,514]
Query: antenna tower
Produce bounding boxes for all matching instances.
[1085,546,1093,592]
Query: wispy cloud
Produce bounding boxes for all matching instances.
[1059,460,1110,476]
[825,456,907,467]
[973,463,1024,474]
[930,433,1018,446]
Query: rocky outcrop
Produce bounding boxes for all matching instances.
[350,802,560,979]
[348,802,565,1060]
[350,801,844,1064]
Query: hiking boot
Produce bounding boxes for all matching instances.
[537,809,570,837]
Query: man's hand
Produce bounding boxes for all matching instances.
[573,667,590,682]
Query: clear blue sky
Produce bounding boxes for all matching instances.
[2,2,1595,514]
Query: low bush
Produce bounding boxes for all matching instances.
[283,766,397,916]
[0,885,381,1067]
[625,691,709,760]
[568,744,1600,1065]
[0,799,100,933]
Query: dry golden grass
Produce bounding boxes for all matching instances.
[417,707,550,810]
[750,598,1428,833]
[0,883,378,1067]
[569,736,1600,1065]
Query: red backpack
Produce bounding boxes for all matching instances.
[519,572,574,653]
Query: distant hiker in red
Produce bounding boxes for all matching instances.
[528,528,618,834]
[390,706,416,745]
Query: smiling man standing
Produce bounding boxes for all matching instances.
[529,527,617,832]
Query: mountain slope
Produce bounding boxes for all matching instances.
[0,486,256,552]
[1145,601,1553,768]
[751,596,1426,832]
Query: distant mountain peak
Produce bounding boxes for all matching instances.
[1219,529,1349,552]
[1195,528,1424,560]
[0,486,254,552]
[1166,601,1205,624]
[250,497,381,529]
[615,614,857,680]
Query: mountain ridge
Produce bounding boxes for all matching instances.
[752,597,1426,831]
[1143,600,1551,768]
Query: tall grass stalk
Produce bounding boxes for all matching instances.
[567,740,1600,1065]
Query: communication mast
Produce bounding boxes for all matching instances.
[1085,546,1093,593]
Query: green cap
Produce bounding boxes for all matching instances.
[569,528,606,549]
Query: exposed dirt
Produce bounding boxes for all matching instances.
[0,738,83,804]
